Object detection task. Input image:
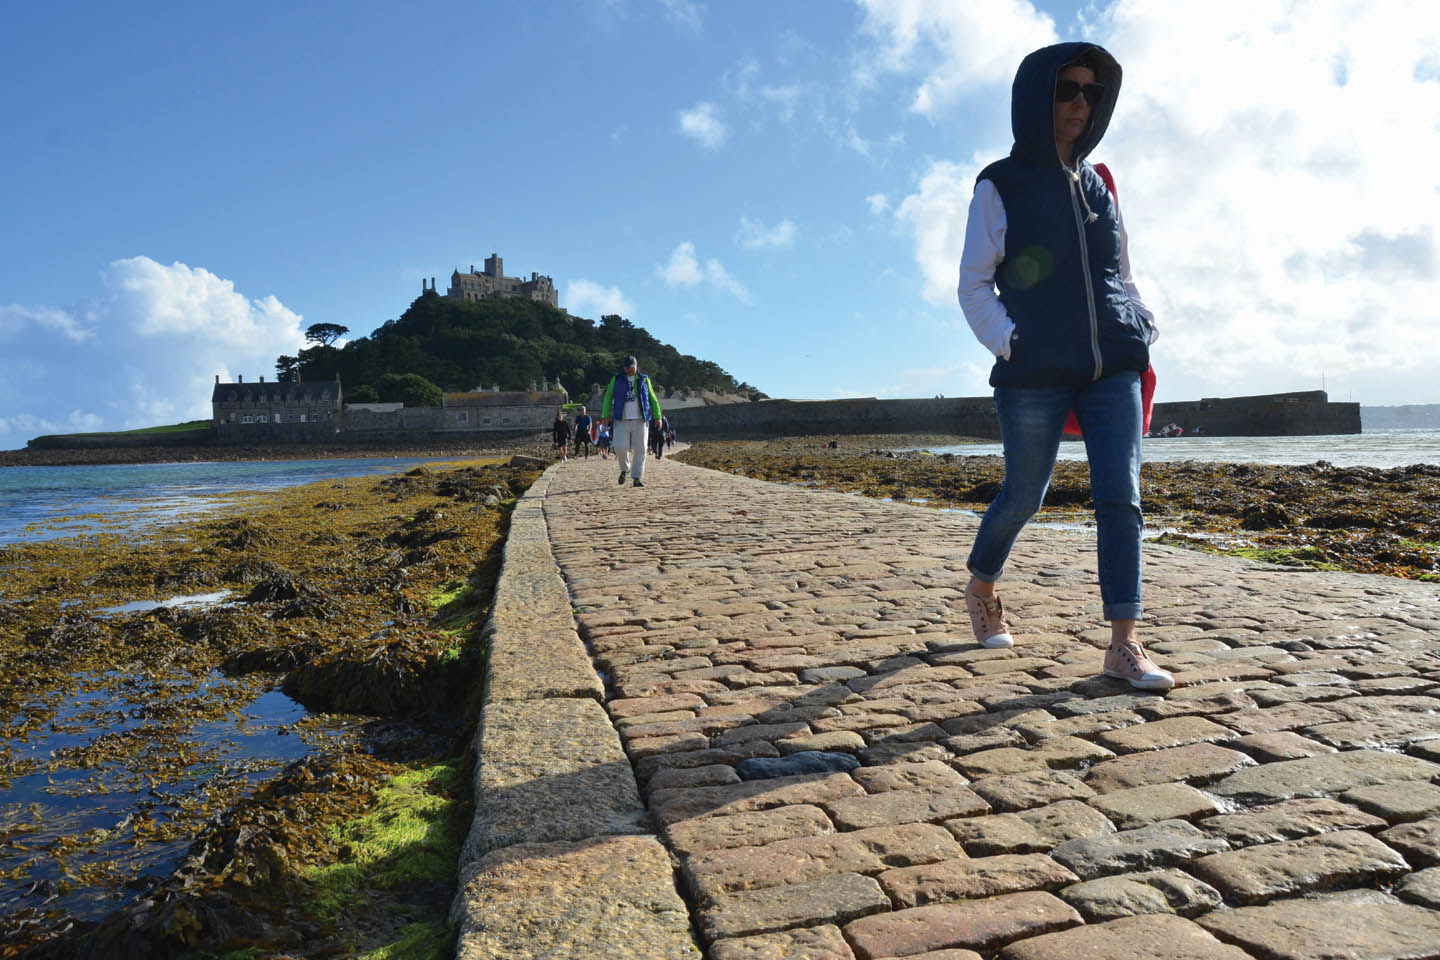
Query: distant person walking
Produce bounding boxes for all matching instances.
[551,411,571,461]
[649,415,669,459]
[602,356,663,488]
[955,42,1169,691]
[573,406,594,458]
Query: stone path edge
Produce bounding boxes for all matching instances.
[449,466,703,958]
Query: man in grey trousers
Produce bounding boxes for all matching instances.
[601,356,663,488]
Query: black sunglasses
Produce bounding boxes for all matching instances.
[1055,78,1105,107]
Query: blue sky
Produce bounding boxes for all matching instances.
[3,0,1439,442]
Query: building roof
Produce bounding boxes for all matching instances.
[212,381,341,404]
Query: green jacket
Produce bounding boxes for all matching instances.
[601,372,662,422]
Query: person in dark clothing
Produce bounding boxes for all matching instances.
[551,412,571,461]
[955,42,1169,692]
[573,406,594,458]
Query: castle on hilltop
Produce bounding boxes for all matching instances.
[421,253,558,308]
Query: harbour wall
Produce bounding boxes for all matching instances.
[669,390,1361,439]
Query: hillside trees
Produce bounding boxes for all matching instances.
[287,291,763,402]
[376,373,444,407]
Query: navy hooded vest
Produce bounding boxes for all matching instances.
[978,42,1150,388]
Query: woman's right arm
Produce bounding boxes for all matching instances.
[957,179,1016,360]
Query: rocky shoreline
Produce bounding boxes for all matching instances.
[674,434,1440,582]
[0,456,542,957]
[0,436,556,468]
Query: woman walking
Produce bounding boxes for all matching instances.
[956,42,1171,691]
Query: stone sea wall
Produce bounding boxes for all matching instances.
[670,391,1361,439]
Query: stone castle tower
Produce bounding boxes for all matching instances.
[433,252,558,307]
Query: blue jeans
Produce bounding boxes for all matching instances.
[966,371,1143,620]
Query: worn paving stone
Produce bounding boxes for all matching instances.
[635,743,781,784]
[1231,731,1337,762]
[1201,797,1387,847]
[952,736,1115,778]
[877,853,1078,908]
[1052,819,1231,880]
[650,772,865,826]
[648,763,742,791]
[1057,867,1223,922]
[843,891,1082,959]
[665,804,835,858]
[685,822,965,898]
[1210,701,1343,735]
[970,770,1097,811]
[463,698,646,863]
[778,731,868,755]
[852,759,970,794]
[1190,829,1410,904]
[1196,899,1440,960]
[609,693,707,718]
[1304,715,1440,749]
[1396,866,1440,909]
[823,786,990,830]
[945,812,1047,856]
[737,751,862,781]
[1340,780,1440,824]
[1010,708,1143,742]
[1207,749,1440,803]
[1085,743,1257,793]
[1094,716,1239,753]
[999,913,1254,960]
[1086,783,1222,828]
[1378,815,1440,867]
[452,835,700,960]
[701,872,890,943]
[709,924,856,960]
[1017,799,1117,845]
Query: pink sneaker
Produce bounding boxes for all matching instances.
[1104,640,1174,691]
[965,587,1013,649]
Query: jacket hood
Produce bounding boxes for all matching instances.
[1010,42,1122,167]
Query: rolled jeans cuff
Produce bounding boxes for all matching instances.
[966,561,1001,584]
[1104,602,1143,621]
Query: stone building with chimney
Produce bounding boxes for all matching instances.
[211,375,342,442]
[210,373,568,444]
[430,253,558,307]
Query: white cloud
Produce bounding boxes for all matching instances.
[855,0,1056,114]
[866,193,890,215]
[735,216,797,250]
[0,257,306,439]
[656,242,751,303]
[881,0,1440,404]
[0,303,95,343]
[677,101,728,149]
[566,279,636,319]
[659,0,703,31]
[726,56,808,123]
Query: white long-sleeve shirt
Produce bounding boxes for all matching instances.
[957,178,1157,361]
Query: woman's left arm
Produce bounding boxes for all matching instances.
[1116,197,1158,345]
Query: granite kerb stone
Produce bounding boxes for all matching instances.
[451,465,700,959]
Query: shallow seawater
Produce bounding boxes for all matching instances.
[0,670,318,922]
[95,590,233,616]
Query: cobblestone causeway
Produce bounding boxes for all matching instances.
[537,451,1440,959]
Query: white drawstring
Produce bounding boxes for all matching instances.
[1067,165,1099,223]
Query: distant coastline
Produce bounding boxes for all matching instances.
[0,436,550,468]
[1361,403,1440,429]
